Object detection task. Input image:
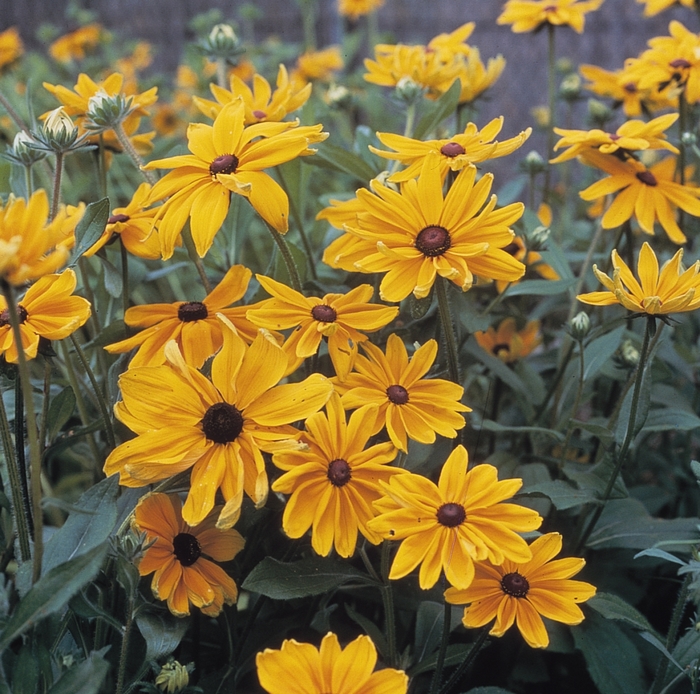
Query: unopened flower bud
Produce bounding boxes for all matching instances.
[199,23,244,63]
[3,130,46,166]
[530,105,550,128]
[373,170,399,192]
[618,339,640,368]
[569,312,590,340]
[587,98,612,128]
[682,131,697,146]
[394,76,424,104]
[559,73,581,102]
[520,150,546,175]
[43,107,78,147]
[325,83,351,109]
[155,661,190,694]
[85,90,134,129]
[527,224,550,251]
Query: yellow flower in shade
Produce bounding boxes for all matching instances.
[550,113,679,163]
[323,159,526,302]
[474,318,542,364]
[0,190,72,286]
[291,47,344,87]
[338,0,385,20]
[456,48,506,105]
[104,265,261,368]
[445,533,596,648]
[104,320,333,528]
[332,333,471,452]
[83,183,161,259]
[0,269,90,363]
[427,23,475,61]
[48,23,102,63]
[193,64,312,124]
[579,151,700,245]
[368,445,542,590]
[371,117,531,183]
[497,0,605,33]
[246,275,399,380]
[271,393,405,557]
[133,493,244,617]
[152,103,185,138]
[577,241,700,315]
[155,661,189,694]
[496,235,559,293]
[143,99,328,258]
[0,27,23,70]
[637,0,696,15]
[257,632,408,694]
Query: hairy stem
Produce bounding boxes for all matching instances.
[380,540,398,667]
[113,121,157,185]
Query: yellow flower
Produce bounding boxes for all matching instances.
[637,0,696,15]
[496,235,559,293]
[246,275,398,380]
[0,269,90,363]
[497,0,605,33]
[475,318,542,363]
[578,241,700,315]
[427,23,475,61]
[104,320,333,528]
[338,0,385,20]
[368,445,543,590]
[48,23,102,63]
[271,393,404,557]
[455,48,506,104]
[579,151,700,244]
[332,333,471,452]
[193,64,312,124]
[371,116,531,183]
[550,113,679,163]
[291,46,344,87]
[152,103,185,138]
[133,493,244,617]
[155,661,189,694]
[104,264,260,368]
[256,632,409,694]
[323,159,525,302]
[0,27,22,70]
[143,99,328,258]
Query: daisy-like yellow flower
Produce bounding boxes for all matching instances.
[291,46,344,87]
[0,269,90,363]
[48,23,102,63]
[427,23,475,61]
[550,113,679,163]
[256,632,409,694]
[474,318,542,363]
[193,64,312,124]
[496,235,559,293]
[143,99,327,258]
[368,445,542,590]
[578,241,700,315]
[637,0,696,15]
[246,275,399,380]
[323,159,526,302]
[579,151,700,245]
[104,265,261,368]
[338,0,385,20]
[271,393,405,557]
[371,117,531,183]
[152,103,185,138]
[133,493,244,617]
[445,533,596,648]
[0,27,22,71]
[333,333,470,452]
[104,319,333,528]
[497,0,605,33]
[455,48,506,105]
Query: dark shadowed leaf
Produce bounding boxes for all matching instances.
[587,593,655,633]
[136,610,190,662]
[46,649,110,694]
[71,198,110,263]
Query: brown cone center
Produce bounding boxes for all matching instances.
[669,58,692,69]
[436,502,466,527]
[252,110,267,119]
[415,225,451,257]
[440,141,466,158]
[386,384,409,405]
[502,242,520,256]
[210,153,239,176]
[311,304,337,323]
[172,532,202,567]
[108,213,130,224]
[501,571,530,598]
[0,304,28,327]
[178,301,208,322]
[636,170,658,187]
[201,402,244,444]
[327,458,352,487]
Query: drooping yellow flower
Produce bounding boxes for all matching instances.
[291,46,344,87]
[579,151,700,244]
[637,0,696,16]
[155,661,189,694]
[0,27,23,71]
[0,269,91,363]
[496,234,559,293]
[578,241,700,315]
[497,0,605,33]
[104,320,333,528]
[133,493,244,617]
[256,633,409,694]
[271,393,404,558]
[332,333,471,452]
[368,445,543,590]
[475,318,542,363]
[193,64,312,124]
[427,23,475,61]
[455,48,506,105]
[323,159,526,302]
[445,532,596,648]
[338,0,385,20]
[371,117,531,183]
[143,99,328,258]
[48,23,102,63]
[104,264,261,368]
[246,276,398,380]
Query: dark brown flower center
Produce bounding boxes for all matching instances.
[201,402,244,444]
[669,58,692,69]
[172,532,202,567]
[209,153,239,176]
[440,141,466,158]
[108,213,130,224]
[311,304,337,323]
[386,384,409,404]
[623,82,637,93]
[501,571,530,598]
[0,305,28,327]
[502,242,520,256]
[327,458,352,487]
[252,110,267,119]
[415,225,451,257]
[636,170,658,187]
[436,502,466,527]
[178,301,208,322]
[492,343,511,358]
[608,133,621,141]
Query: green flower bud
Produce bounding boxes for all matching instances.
[85,90,135,129]
[618,338,640,369]
[325,83,352,109]
[587,98,612,128]
[2,130,47,166]
[199,23,244,64]
[559,73,582,102]
[527,224,550,252]
[569,311,590,341]
[520,150,546,175]
[43,107,78,148]
[394,76,424,105]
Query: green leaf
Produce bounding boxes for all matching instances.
[46,387,76,442]
[96,255,123,298]
[587,592,656,633]
[477,419,564,441]
[413,80,461,140]
[671,628,700,676]
[70,198,110,263]
[136,610,189,662]
[465,689,517,694]
[464,340,534,403]
[520,480,595,510]
[12,642,39,694]
[408,643,473,677]
[0,543,108,652]
[633,548,686,565]
[503,279,576,297]
[69,591,124,633]
[306,142,378,183]
[570,419,614,445]
[583,326,625,381]
[641,408,700,434]
[345,604,388,658]
[46,649,110,694]
[564,453,628,501]
[242,557,372,599]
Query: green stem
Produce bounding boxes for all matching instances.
[115,588,136,694]
[182,228,212,294]
[558,338,585,469]
[438,627,489,694]
[435,276,461,385]
[120,238,130,318]
[543,23,556,205]
[51,152,64,221]
[263,219,303,292]
[112,121,157,185]
[14,373,32,534]
[358,543,380,583]
[39,358,51,452]
[533,340,575,425]
[0,87,30,132]
[23,164,33,198]
[97,133,108,199]
[216,58,228,89]
[77,258,109,385]
[380,540,397,667]
[429,596,451,694]
[299,0,317,50]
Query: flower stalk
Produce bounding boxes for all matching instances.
[112,120,157,185]
[438,627,489,694]
[263,219,303,293]
[380,540,398,668]
[429,596,452,694]
[435,276,461,386]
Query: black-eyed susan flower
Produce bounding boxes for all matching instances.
[427,23,474,61]
[474,318,542,363]
[455,48,507,105]
[291,47,344,87]
[445,532,596,648]
[333,333,470,452]
[256,632,408,694]
[577,241,700,315]
[104,320,333,529]
[133,493,244,617]
[0,27,22,71]
[496,235,559,293]
[143,99,327,258]
[338,0,385,20]
[323,158,525,302]
[48,23,102,63]
[104,264,259,368]
[497,0,605,34]
[246,276,398,380]
[368,445,542,590]
[637,0,696,16]
[271,393,405,557]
